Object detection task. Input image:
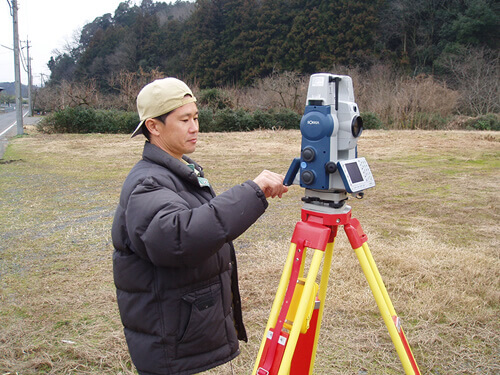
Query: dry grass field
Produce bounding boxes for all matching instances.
[0,128,498,374]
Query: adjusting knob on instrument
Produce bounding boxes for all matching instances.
[325,161,337,174]
[302,147,315,162]
[301,170,315,185]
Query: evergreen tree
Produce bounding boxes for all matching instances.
[281,6,325,73]
[47,54,76,84]
[322,0,382,67]
[218,0,261,85]
[45,0,498,88]
[378,0,499,73]
[446,0,499,49]
[182,0,228,87]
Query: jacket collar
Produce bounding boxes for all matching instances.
[142,141,205,186]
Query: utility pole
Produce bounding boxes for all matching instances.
[8,0,24,135]
[25,39,32,116]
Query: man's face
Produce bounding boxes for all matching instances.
[150,102,199,159]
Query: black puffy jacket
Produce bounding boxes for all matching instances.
[112,142,268,375]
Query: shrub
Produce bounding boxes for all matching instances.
[398,111,449,130]
[198,108,215,132]
[271,108,301,129]
[197,88,232,110]
[36,107,94,133]
[102,110,140,133]
[412,112,448,130]
[465,113,500,131]
[37,107,139,134]
[252,110,276,130]
[211,108,252,132]
[197,107,300,132]
[361,112,383,130]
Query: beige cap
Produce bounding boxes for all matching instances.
[131,77,197,137]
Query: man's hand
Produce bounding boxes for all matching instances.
[253,170,289,198]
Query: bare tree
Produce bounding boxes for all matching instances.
[58,79,101,109]
[255,70,307,112]
[441,47,499,115]
[108,68,165,111]
[35,79,101,111]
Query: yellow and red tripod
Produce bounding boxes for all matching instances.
[252,200,420,375]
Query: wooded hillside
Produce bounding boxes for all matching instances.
[47,0,499,88]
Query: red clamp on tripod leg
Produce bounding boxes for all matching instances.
[343,218,367,248]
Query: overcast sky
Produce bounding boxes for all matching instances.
[1,0,138,85]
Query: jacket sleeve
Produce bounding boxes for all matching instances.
[125,177,268,268]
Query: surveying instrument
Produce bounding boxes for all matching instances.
[252,74,421,375]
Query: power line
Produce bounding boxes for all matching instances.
[20,40,28,73]
[6,0,13,16]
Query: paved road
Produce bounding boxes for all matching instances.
[0,109,41,159]
[0,109,19,138]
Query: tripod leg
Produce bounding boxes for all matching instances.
[361,242,421,374]
[306,240,335,374]
[290,238,336,375]
[278,248,324,375]
[252,242,298,375]
[354,242,421,375]
[254,219,333,375]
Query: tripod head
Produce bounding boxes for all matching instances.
[284,73,375,209]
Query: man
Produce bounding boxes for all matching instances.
[112,77,288,375]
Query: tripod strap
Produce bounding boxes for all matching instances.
[258,240,306,375]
